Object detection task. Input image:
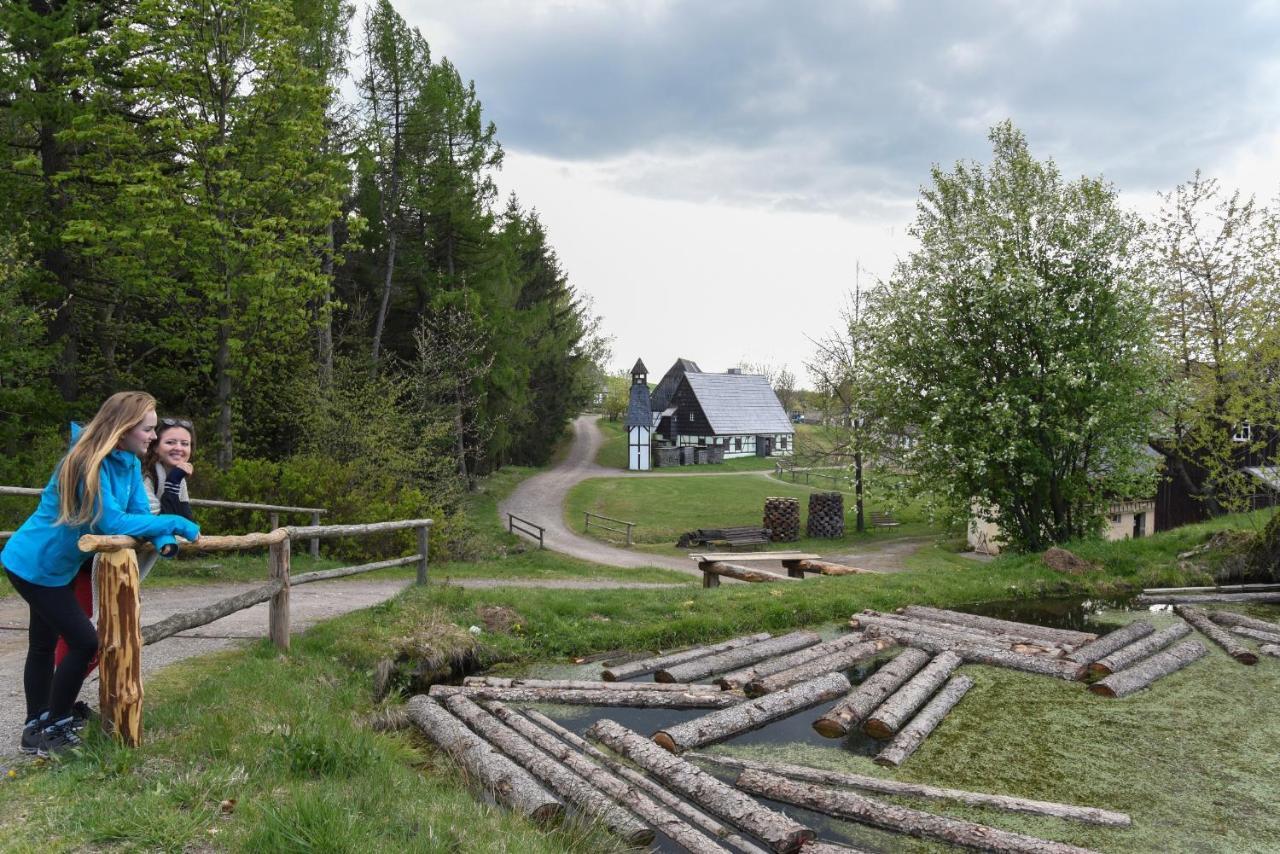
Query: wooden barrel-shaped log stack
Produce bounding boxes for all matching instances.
[764,497,801,542]
[806,492,844,539]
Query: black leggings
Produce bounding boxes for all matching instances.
[4,564,99,721]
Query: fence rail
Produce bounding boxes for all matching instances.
[583,511,635,546]
[507,513,544,548]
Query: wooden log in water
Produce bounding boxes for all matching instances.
[602,632,773,681]
[686,753,1132,827]
[798,842,872,853]
[898,605,1096,647]
[441,694,653,845]
[405,696,562,823]
[427,684,741,709]
[587,718,816,853]
[863,652,962,739]
[1260,644,1280,659]
[1228,625,1280,645]
[464,676,721,693]
[658,631,823,683]
[746,639,893,697]
[1205,610,1280,634]
[856,624,1086,681]
[1088,622,1192,677]
[524,710,771,854]
[875,674,974,768]
[717,632,875,691]
[1088,640,1209,698]
[1143,583,1280,595]
[852,612,1063,655]
[813,648,932,738]
[1137,592,1280,605]
[654,672,852,754]
[1065,620,1155,665]
[733,770,1099,854]
[484,702,730,854]
[1173,605,1259,664]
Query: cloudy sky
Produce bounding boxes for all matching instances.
[396,0,1280,385]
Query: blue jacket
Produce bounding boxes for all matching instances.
[1,423,200,587]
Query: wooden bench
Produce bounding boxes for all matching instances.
[676,526,771,550]
[870,510,900,528]
[689,552,820,587]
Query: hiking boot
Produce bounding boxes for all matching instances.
[70,701,98,731]
[36,718,82,758]
[19,718,42,755]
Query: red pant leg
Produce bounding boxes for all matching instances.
[53,563,98,675]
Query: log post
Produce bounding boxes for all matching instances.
[269,511,279,531]
[268,537,291,652]
[97,549,144,746]
[1174,605,1258,664]
[813,648,931,738]
[416,523,430,585]
[309,511,321,558]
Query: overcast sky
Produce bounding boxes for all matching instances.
[394,0,1280,386]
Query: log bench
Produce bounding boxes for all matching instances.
[690,552,820,587]
[870,511,900,528]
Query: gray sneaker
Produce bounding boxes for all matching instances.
[19,718,43,754]
[36,718,82,758]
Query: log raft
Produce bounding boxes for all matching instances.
[1087,622,1192,677]
[440,694,654,845]
[898,605,1096,648]
[852,611,1064,656]
[658,631,823,683]
[745,639,893,697]
[602,631,772,681]
[587,718,816,853]
[405,696,562,823]
[1174,605,1259,664]
[733,771,1100,854]
[1065,620,1155,665]
[654,672,852,754]
[427,684,741,709]
[863,652,961,739]
[813,648,931,738]
[716,632,875,691]
[875,674,973,767]
[686,753,1131,827]
[1088,640,1208,698]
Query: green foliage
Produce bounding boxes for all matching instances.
[872,122,1162,552]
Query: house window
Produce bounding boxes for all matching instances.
[1110,514,1121,524]
[780,436,788,450]
[1233,422,1252,443]
[734,437,742,451]
[688,411,695,422]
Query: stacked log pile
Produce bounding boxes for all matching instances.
[806,492,844,538]
[764,497,801,542]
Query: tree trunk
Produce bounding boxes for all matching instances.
[875,674,973,767]
[1205,610,1280,634]
[454,395,469,482]
[658,631,822,683]
[1173,605,1259,664]
[854,450,864,533]
[317,220,334,387]
[1065,620,1155,665]
[863,652,961,739]
[405,696,562,824]
[746,639,893,697]
[856,624,1085,681]
[1137,592,1280,605]
[853,612,1064,655]
[1229,625,1280,645]
[440,694,653,846]
[214,310,234,469]
[97,549,143,746]
[370,229,397,368]
[1087,640,1208,698]
[717,632,877,691]
[427,684,740,709]
[813,648,931,738]
[586,718,816,853]
[686,753,1131,828]
[898,605,1095,648]
[524,710,771,854]
[484,702,730,854]
[463,677,722,693]
[653,672,851,754]
[602,632,773,681]
[1087,622,1192,677]
[733,771,1098,854]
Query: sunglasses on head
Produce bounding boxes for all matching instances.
[160,417,193,429]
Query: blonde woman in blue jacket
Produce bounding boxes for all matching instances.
[2,392,200,757]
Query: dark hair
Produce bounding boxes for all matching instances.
[142,418,196,492]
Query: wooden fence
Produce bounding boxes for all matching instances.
[584,511,635,545]
[507,513,544,548]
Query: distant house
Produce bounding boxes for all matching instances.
[647,358,794,458]
[1151,426,1280,530]
[624,359,653,471]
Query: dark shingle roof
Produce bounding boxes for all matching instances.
[631,358,648,376]
[625,380,653,429]
[651,358,701,412]
[684,372,794,435]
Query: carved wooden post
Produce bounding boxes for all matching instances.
[416,523,430,585]
[309,511,321,558]
[97,549,144,746]
[269,511,279,531]
[268,538,291,651]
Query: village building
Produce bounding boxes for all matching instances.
[624,359,653,471]
[646,358,795,459]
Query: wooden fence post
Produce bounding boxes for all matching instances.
[268,538,291,651]
[309,511,321,558]
[416,524,430,585]
[97,549,143,746]
[269,511,279,531]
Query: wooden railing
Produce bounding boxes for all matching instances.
[507,513,544,548]
[773,464,854,490]
[584,511,635,546]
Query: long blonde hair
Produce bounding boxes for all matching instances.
[57,391,157,526]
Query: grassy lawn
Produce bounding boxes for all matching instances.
[593,417,785,473]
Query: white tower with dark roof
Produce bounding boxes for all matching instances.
[625,359,652,471]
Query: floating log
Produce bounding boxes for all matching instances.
[863,652,962,739]
[524,710,770,854]
[1260,644,1280,659]
[587,718,815,853]
[141,578,284,646]
[464,676,721,693]
[898,605,1096,647]
[427,684,740,709]
[1088,622,1193,677]
[1228,625,1280,646]
[875,674,974,768]
[658,631,823,683]
[1137,592,1280,605]
[856,624,1085,681]
[686,753,1131,828]
[734,771,1098,854]
[602,632,772,681]
[405,696,562,824]
[484,702,730,854]
[1143,583,1280,595]
[717,632,875,691]
[1205,611,1280,634]
[746,639,893,697]
[1088,640,1208,698]
[1065,620,1155,665]
[798,842,871,853]
[653,672,852,754]
[853,612,1063,655]
[701,561,800,585]
[1173,605,1259,664]
[440,694,653,845]
[813,648,932,738]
